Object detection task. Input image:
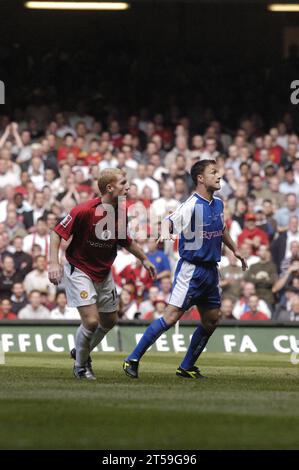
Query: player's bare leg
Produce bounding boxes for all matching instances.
[177,306,221,379]
[123,304,184,378]
[163,304,185,325]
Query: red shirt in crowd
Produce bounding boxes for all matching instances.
[57,145,80,162]
[254,146,283,165]
[237,227,269,254]
[54,197,132,282]
[240,311,269,321]
[0,312,17,320]
[118,264,153,299]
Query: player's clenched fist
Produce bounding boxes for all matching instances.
[48,262,63,285]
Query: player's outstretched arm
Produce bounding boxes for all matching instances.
[48,231,64,285]
[222,227,248,271]
[126,240,157,279]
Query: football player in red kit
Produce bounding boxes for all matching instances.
[49,168,156,380]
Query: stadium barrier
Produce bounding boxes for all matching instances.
[0,321,298,353]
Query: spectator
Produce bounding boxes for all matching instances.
[271,216,299,272]
[279,167,299,201]
[118,287,138,320]
[27,154,45,190]
[146,295,168,321]
[22,192,49,230]
[0,298,17,320]
[244,245,277,309]
[267,176,286,208]
[280,240,299,275]
[159,276,172,302]
[118,258,153,302]
[146,239,171,287]
[0,255,23,300]
[276,295,299,322]
[240,294,270,321]
[274,194,299,232]
[132,164,160,200]
[220,297,235,320]
[10,282,28,314]
[237,213,269,255]
[272,259,299,299]
[200,137,220,161]
[262,199,278,239]
[250,175,272,205]
[11,236,33,278]
[220,249,244,302]
[23,255,56,298]
[23,218,50,257]
[164,135,191,169]
[5,211,27,241]
[56,174,80,206]
[174,154,193,191]
[233,282,272,319]
[0,233,11,264]
[49,291,80,320]
[151,183,179,221]
[139,286,160,320]
[229,197,248,242]
[253,206,275,240]
[14,192,32,217]
[0,186,16,223]
[173,176,189,203]
[18,290,50,320]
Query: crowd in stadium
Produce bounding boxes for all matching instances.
[0,99,299,323]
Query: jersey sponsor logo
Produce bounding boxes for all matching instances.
[87,239,113,248]
[80,290,88,299]
[60,214,72,228]
[200,230,223,240]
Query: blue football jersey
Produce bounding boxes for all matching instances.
[168,193,225,264]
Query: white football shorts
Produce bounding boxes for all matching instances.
[63,261,118,312]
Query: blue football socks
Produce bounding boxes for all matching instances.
[127,317,170,361]
[180,323,211,370]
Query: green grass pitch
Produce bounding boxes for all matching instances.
[0,352,299,450]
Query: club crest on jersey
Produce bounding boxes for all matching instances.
[80,290,88,299]
[60,214,72,228]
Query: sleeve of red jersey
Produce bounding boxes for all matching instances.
[54,207,81,241]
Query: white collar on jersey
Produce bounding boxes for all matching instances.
[194,192,214,205]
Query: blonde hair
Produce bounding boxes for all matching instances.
[97,168,125,195]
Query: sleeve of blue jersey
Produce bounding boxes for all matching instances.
[166,197,195,235]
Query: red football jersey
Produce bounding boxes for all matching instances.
[54,197,132,282]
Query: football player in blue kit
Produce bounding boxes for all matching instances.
[123,159,248,379]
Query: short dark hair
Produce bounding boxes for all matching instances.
[190,159,216,185]
[55,290,66,300]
